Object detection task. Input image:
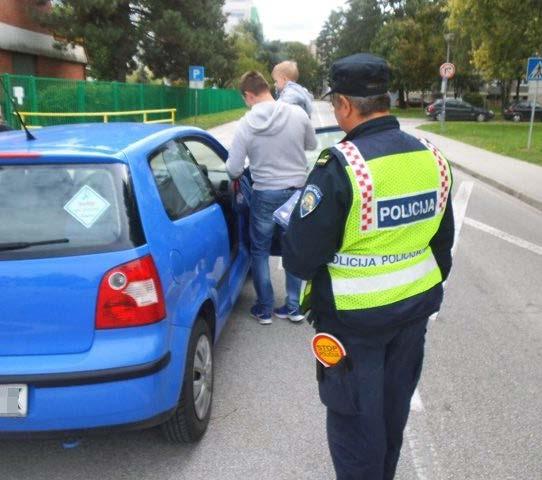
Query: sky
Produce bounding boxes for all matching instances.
[252,0,347,44]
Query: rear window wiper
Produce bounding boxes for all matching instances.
[0,238,69,252]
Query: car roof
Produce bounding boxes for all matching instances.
[0,122,216,161]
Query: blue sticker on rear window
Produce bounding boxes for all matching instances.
[377,191,437,228]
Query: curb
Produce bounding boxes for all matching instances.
[449,160,542,213]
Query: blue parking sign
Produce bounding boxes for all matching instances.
[189,66,205,82]
[527,58,542,82]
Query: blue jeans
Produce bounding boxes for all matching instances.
[250,188,302,316]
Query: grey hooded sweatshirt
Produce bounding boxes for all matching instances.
[278,81,314,117]
[226,100,317,191]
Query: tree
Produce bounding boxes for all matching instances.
[337,0,384,57]
[34,0,139,81]
[35,0,237,85]
[229,23,272,87]
[139,0,237,87]
[284,42,321,93]
[230,22,322,94]
[372,0,446,107]
[316,9,345,73]
[448,0,542,110]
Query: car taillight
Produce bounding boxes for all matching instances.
[96,255,166,329]
[428,105,435,113]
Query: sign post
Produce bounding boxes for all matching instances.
[189,66,205,123]
[527,57,542,149]
[439,62,455,127]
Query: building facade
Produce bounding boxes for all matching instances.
[223,0,260,33]
[0,0,87,79]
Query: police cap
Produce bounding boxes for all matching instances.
[324,53,390,98]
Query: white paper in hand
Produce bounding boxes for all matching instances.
[273,190,301,229]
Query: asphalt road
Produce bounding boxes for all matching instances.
[1,102,541,480]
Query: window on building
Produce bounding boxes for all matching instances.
[12,53,36,76]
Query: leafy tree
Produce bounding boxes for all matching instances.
[139,0,237,87]
[34,0,139,81]
[448,0,542,110]
[284,42,321,93]
[337,0,384,57]
[229,23,272,87]
[35,0,237,85]
[316,9,345,74]
[372,0,446,107]
[232,22,322,94]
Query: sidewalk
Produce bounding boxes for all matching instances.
[400,120,542,212]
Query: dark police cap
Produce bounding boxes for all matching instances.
[324,53,390,98]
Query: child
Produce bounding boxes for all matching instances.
[272,61,313,117]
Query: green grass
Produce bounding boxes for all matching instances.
[418,122,542,166]
[177,108,248,130]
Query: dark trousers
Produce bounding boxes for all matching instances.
[321,317,429,480]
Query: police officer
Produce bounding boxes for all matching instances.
[283,53,455,479]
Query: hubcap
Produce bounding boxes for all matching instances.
[192,334,212,420]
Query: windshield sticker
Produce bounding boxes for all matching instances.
[64,185,110,229]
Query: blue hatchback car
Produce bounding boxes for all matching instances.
[0,123,250,442]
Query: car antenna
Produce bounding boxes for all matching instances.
[0,76,35,141]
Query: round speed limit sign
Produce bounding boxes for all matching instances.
[440,63,456,79]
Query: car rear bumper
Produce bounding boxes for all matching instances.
[0,323,190,434]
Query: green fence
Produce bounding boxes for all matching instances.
[0,74,245,128]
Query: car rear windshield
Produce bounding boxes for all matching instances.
[0,163,145,260]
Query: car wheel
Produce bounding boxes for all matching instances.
[512,113,522,122]
[161,316,213,443]
[476,113,486,122]
[436,113,444,121]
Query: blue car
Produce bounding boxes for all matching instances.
[0,123,250,442]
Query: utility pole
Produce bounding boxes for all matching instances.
[441,33,455,127]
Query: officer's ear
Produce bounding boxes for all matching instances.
[338,95,355,118]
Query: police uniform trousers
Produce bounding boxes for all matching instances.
[320,316,429,480]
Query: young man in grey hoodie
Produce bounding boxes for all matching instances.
[272,61,314,118]
[226,70,317,325]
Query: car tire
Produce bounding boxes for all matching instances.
[436,113,444,121]
[476,113,486,122]
[512,113,522,122]
[161,316,213,443]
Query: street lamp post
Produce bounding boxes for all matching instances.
[441,33,455,127]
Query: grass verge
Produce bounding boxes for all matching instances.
[418,122,542,166]
[178,108,247,130]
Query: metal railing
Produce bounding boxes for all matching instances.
[0,73,245,129]
[16,108,176,128]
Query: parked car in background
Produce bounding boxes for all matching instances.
[426,99,494,122]
[0,123,250,442]
[503,101,542,122]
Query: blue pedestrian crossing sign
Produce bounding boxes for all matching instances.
[189,66,205,82]
[527,58,542,82]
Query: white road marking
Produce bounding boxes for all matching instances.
[410,388,424,412]
[464,217,542,256]
[429,181,474,325]
[405,182,474,478]
[405,421,444,480]
[452,181,474,256]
